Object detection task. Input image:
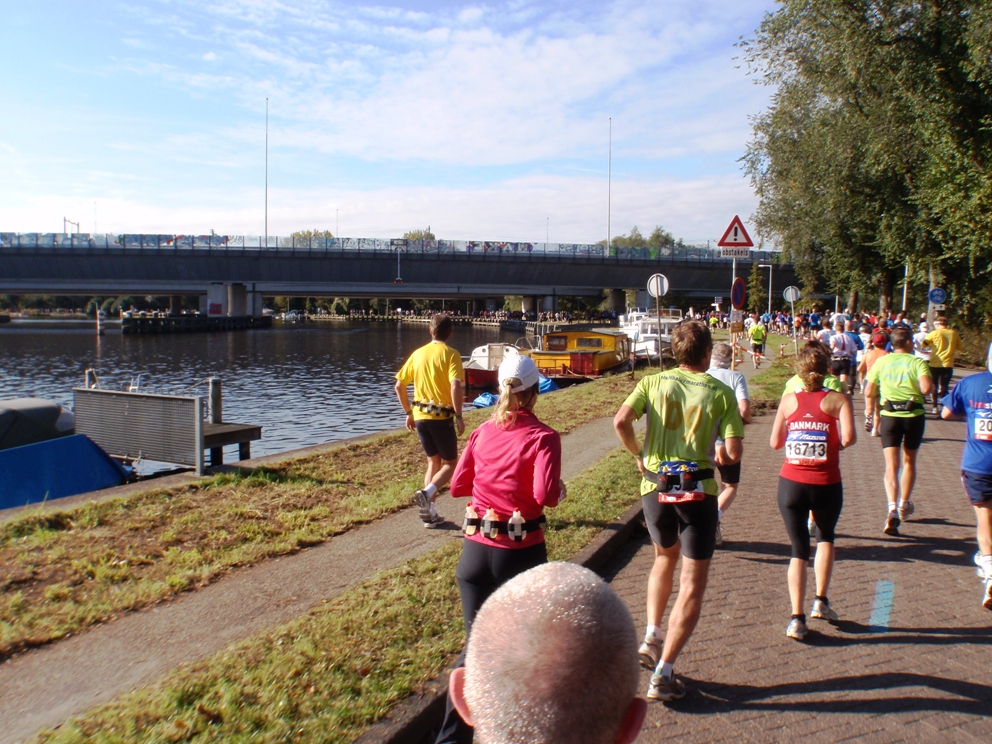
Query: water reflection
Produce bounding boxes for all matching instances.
[0,320,515,459]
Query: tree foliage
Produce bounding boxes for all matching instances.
[403,228,436,241]
[747,261,768,313]
[741,0,992,320]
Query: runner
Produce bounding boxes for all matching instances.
[857,332,890,436]
[749,319,767,369]
[941,343,992,610]
[614,321,744,702]
[782,341,845,396]
[913,322,931,364]
[923,316,963,414]
[828,322,858,393]
[770,342,855,639]
[706,342,752,546]
[435,354,565,743]
[394,313,465,527]
[864,326,934,536]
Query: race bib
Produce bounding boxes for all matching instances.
[785,429,829,464]
[975,416,992,442]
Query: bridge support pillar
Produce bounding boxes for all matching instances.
[541,295,557,312]
[206,283,228,316]
[608,289,625,313]
[485,297,502,312]
[522,296,537,315]
[227,283,248,317]
[247,287,264,317]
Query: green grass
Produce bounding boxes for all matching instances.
[0,373,647,662]
[34,449,644,744]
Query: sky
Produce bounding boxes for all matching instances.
[0,0,778,245]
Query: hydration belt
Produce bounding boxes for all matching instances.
[882,399,924,413]
[643,464,714,503]
[464,512,546,541]
[413,400,455,416]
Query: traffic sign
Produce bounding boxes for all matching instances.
[731,277,746,310]
[933,303,946,311]
[730,309,743,323]
[783,286,801,303]
[928,287,947,304]
[714,296,723,303]
[718,216,754,248]
[647,273,669,298]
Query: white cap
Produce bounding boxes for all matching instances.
[498,354,541,393]
[919,322,928,331]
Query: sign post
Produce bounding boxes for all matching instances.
[927,287,947,325]
[647,273,669,367]
[718,215,754,287]
[783,285,801,357]
[729,276,747,369]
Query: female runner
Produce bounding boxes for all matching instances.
[435,354,565,744]
[770,342,856,640]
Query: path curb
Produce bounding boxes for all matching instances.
[352,500,646,744]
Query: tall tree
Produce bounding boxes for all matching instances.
[746,261,767,313]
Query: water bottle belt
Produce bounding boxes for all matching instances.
[643,468,714,501]
[882,399,924,412]
[463,513,546,539]
[413,400,455,416]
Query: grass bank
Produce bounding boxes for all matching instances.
[35,449,643,744]
[1,371,645,661]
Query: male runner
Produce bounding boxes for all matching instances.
[829,322,858,393]
[394,314,465,527]
[923,316,963,414]
[864,326,934,536]
[941,343,992,610]
[749,319,767,369]
[706,342,752,546]
[614,321,744,701]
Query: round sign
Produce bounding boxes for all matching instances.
[647,273,669,298]
[928,287,947,304]
[731,277,746,310]
[783,285,801,303]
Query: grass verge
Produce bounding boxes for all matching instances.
[35,449,644,744]
[1,371,647,661]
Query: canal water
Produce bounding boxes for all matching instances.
[0,319,518,463]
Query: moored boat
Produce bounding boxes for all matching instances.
[463,343,522,387]
[529,328,631,382]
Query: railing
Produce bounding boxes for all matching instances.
[0,232,779,264]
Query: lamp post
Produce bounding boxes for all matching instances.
[546,217,549,250]
[265,97,269,247]
[607,117,612,254]
[758,263,773,315]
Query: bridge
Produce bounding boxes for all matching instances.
[0,232,797,315]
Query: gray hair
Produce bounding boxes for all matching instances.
[710,342,733,368]
[463,562,639,744]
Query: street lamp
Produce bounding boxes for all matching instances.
[546,217,549,250]
[758,263,773,315]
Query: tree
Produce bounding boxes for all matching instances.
[290,229,334,248]
[403,228,436,241]
[746,262,767,313]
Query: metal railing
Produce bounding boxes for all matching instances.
[0,231,779,264]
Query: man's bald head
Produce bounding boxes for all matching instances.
[455,562,643,744]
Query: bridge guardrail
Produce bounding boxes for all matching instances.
[0,232,778,265]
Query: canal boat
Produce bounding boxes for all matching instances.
[463,343,521,387]
[529,329,631,382]
[620,309,683,361]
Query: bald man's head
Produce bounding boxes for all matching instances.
[455,562,643,744]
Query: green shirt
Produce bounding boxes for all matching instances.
[865,352,932,417]
[623,369,745,495]
[782,374,844,396]
[749,324,766,343]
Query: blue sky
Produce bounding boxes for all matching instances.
[0,0,777,244]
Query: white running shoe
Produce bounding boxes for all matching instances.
[984,577,992,611]
[638,636,662,670]
[976,552,985,580]
[807,516,816,537]
[423,511,445,528]
[714,519,724,548]
[413,489,433,522]
[811,598,839,624]
[883,510,900,536]
[897,500,915,521]
[647,673,686,701]
[786,617,807,640]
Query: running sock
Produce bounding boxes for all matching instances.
[887,502,897,514]
[717,509,724,521]
[815,595,828,605]
[656,661,675,680]
[645,625,662,641]
[423,483,438,499]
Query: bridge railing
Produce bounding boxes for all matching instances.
[0,232,779,264]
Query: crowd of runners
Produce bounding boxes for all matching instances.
[393,310,989,729]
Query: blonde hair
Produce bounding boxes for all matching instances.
[492,378,538,429]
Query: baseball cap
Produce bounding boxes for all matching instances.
[919,322,928,332]
[872,333,888,346]
[498,354,541,392]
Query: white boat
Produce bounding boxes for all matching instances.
[463,344,521,387]
[621,309,683,361]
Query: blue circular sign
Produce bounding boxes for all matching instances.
[928,287,947,304]
[731,277,746,310]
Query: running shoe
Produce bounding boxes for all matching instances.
[714,519,724,548]
[413,489,433,522]
[984,578,992,611]
[931,406,939,415]
[424,512,445,528]
[883,510,901,536]
[864,414,873,432]
[807,516,816,538]
[976,551,985,580]
[811,598,839,624]
[638,636,662,670]
[786,617,807,640]
[647,673,686,701]
[897,500,915,521]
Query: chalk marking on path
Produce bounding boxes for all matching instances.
[868,580,895,633]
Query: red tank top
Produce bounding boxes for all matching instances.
[780,390,842,485]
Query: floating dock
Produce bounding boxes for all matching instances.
[121,314,272,334]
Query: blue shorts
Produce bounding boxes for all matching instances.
[961,471,992,506]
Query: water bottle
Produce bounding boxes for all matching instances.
[463,503,478,536]
[508,509,525,541]
[483,507,499,539]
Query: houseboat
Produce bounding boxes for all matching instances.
[529,329,631,382]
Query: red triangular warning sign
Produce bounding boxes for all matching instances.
[717,216,754,247]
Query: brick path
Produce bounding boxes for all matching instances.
[604,398,992,742]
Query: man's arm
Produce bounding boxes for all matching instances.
[919,373,934,397]
[941,406,964,421]
[451,378,465,435]
[738,398,752,425]
[613,405,645,474]
[722,436,743,464]
[394,379,415,432]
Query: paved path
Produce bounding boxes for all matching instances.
[604,399,992,742]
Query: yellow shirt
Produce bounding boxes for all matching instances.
[923,328,962,367]
[396,341,464,420]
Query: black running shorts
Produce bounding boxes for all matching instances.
[415,418,458,461]
[879,414,926,450]
[830,358,850,376]
[717,461,741,485]
[777,477,843,561]
[642,492,718,560]
[962,471,992,506]
[752,342,764,354]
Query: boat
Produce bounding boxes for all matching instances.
[463,343,521,387]
[620,309,683,361]
[529,328,631,382]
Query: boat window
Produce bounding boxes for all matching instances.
[576,337,603,348]
[547,336,568,351]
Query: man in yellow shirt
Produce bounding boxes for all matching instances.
[923,316,963,414]
[395,314,465,527]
